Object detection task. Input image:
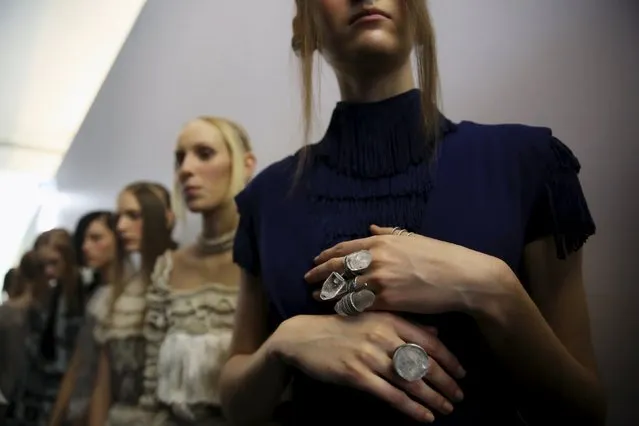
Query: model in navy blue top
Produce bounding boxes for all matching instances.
[220,1,606,425]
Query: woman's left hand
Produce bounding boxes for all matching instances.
[304,225,509,315]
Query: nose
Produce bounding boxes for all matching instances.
[117,216,129,234]
[177,152,196,183]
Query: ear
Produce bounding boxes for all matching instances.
[165,210,176,230]
[243,152,257,182]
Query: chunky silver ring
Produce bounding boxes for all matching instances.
[347,276,368,293]
[320,271,349,301]
[392,343,430,382]
[334,289,376,316]
[343,250,373,278]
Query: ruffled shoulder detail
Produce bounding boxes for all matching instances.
[526,135,596,259]
[233,156,297,277]
[88,285,113,344]
[139,250,173,410]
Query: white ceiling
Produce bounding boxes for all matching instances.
[0,0,146,177]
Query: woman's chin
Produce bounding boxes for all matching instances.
[185,200,218,214]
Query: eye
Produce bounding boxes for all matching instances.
[174,151,185,169]
[195,146,215,161]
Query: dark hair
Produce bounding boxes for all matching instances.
[73,210,121,292]
[13,251,48,299]
[3,268,16,296]
[73,211,118,267]
[33,229,81,361]
[34,228,80,312]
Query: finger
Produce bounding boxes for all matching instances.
[385,369,454,416]
[353,370,436,423]
[391,317,466,379]
[370,224,422,238]
[304,257,344,283]
[314,237,376,265]
[370,224,396,235]
[423,357,464,403]
[421,326,438,337]
[373,338,454,416]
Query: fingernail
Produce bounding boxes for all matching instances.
[442,401,454,414]
[423,410,435,423]
[456,366,466,378]
[454,389,464,402]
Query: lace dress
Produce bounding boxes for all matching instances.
[90,275,153,425]
[140,252,238,426]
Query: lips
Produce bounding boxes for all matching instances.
[349,8,391,25]
[183,186,199,197]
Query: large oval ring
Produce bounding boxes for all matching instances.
[343,250,373,278]
[392,343,430,382]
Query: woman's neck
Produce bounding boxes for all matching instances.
[100,263,114,284]
[16,281,50,309]
[336,60,415,103]
[201,201,239,240]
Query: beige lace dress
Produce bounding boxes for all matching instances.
[90,274,153,425]
[140,252,238,425]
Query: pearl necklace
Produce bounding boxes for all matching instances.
[196,230,236,255]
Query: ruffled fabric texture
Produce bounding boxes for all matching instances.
[306,89,454,249]
[141,251,238,423]
[526,136,596,258]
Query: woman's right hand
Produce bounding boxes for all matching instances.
[269,312,466,423]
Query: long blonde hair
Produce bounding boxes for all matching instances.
[291,0,440,172]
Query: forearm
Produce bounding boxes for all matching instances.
[88,349,110,426]
[49,357,78,426]
[470,276,605,424]
[219,339,292,426]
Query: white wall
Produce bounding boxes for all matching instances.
[46,1,638,424]
[0,0,146,277]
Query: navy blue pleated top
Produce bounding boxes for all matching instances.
[233,89,595,425]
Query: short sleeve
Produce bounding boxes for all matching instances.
[233,185,261,276]
[525,135,596,259]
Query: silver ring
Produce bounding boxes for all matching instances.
[347,276,369,293]
[392,227,408,236]
[343,250,372,278]
[334,289,376,316]
[320,271,348,301]
[392,343,430,382]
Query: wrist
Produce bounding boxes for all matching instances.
[263,316,300,367]
[464,257,525,323]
